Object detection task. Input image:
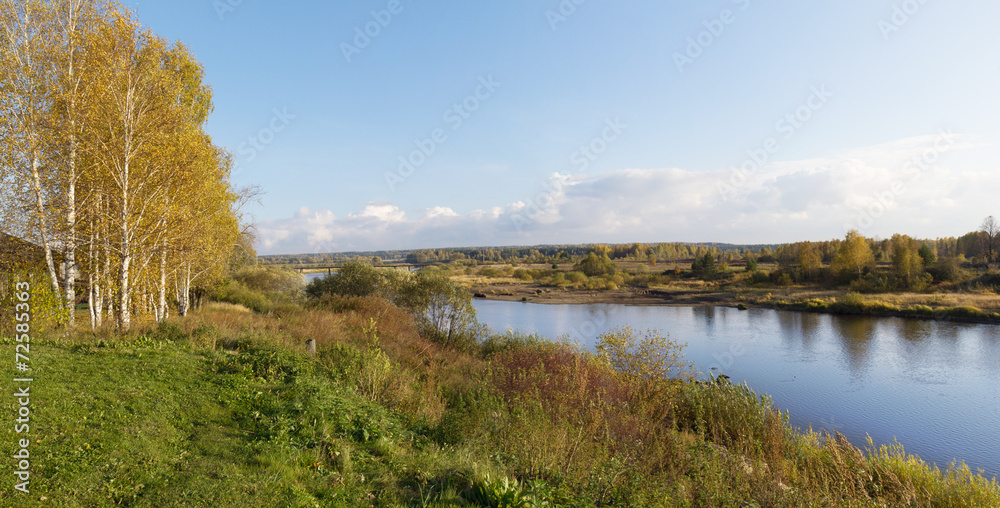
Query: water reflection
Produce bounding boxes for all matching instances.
[693,305,718,330]
[829,316,878,378]
[898,319,933,343]
[777,311,821,360]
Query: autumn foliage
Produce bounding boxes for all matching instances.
[0,0,243,330]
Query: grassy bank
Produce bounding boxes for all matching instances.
[439,259,1000,324]
[3,299,999,506]
[751,292,1000,323]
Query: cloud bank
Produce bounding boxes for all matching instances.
[257,133,997,254]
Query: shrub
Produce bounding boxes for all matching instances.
[151,321,187,342]
[211,279,274,314]
[478,266,502,278]
[964,272,1000,292]
[231,265,304,298]
[0,268,66,332]
[749,271,771,285]
[406,272,486,352]
[610,274,627,288]
[772,271,793,287]
[305,259,394,298]
[547,272,567,287]
[927,257,965,283]
[840,292,866,310]
[513,269,533,281]
[596,326,691,381]
[575,252,615,277]
[566,271,588,285]
[906,272,934,292]
[849,272,896,294]
[481,331,549,358]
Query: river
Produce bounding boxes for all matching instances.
[472,299,1000,480]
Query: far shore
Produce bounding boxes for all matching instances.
[466,281,1000,325]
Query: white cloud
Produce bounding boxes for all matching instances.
[256,133,999,254]
[424,206,458,219]
[352,204,406,223]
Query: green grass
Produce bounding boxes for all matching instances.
[2,337,289,506]
[0,331,475,507]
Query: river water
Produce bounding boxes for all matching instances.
[472,300,1000,480]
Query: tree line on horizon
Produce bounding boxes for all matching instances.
[260,243,781,267]
[0,0,249,331]
[262,219,1000,276]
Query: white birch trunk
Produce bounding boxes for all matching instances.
[157,247,167,322]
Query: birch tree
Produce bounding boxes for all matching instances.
[0,0,62,300]
[831,230,875,280]
[88,12,180,330]
[48,0,108,326]
[2,0,244,329]
[980,216,999,263]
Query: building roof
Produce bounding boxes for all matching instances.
[0,232,48,272]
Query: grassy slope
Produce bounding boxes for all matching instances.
[2,303,489,507]
[3,338,333,506]
[3,300,1000,507]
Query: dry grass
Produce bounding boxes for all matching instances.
[452,274,525,286]
[203,301,252,313]
[883,292,1000,313]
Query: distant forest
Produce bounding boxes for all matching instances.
[260,242,781,266]
[261,220,998,269]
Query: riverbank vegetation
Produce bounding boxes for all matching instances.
[260,219,1000,321]
[379,223,1000,322]
[5,263,999,506]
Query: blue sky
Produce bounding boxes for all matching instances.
[125,0,1000,254]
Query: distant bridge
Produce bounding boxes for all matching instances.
[289,263,431,275]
